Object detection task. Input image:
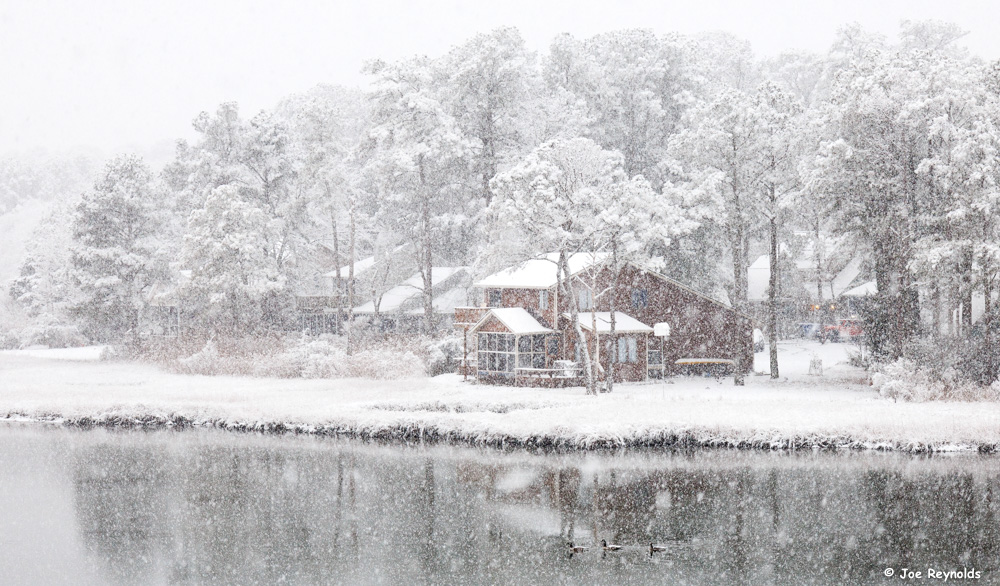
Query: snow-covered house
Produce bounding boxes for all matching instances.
[142,269,192,336]
[455,253,753,385]
[352,266,470,332]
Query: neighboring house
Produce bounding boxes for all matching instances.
[352,266,470,332]
[455,253,753,386]
[747,232,870,334]
[141,269,192,337]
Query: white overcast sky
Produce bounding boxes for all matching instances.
[2,0,999,159]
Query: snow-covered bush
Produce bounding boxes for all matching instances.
[174,340,224,376]
[425,336,463,376]
[255,336,346,378]
[871,358,1000,402]
[12,323,89,349]
[253,335,426,379]
[341,348,425,379]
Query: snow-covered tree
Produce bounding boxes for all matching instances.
[593,175,696,391]
[544,30,698,187]
[278,84,369,340]
[171,103,306,331]
[441,27,542,206]
[181,184,284,334]
[9,202,79,324]
[70,155,166,342]
[363,56,472,334]
[806,28,966,359]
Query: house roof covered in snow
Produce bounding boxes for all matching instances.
[803,255,864,301]
[354,267,467,315]
[841,280,877,298]
[472,308,554,335]
[405,286,469,315]
[474,252,609,290]
[565,311,654,334]
[747,255,770,302]
[326,244,410,280]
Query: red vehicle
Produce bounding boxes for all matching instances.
[817,319,863,343]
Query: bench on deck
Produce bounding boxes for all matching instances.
[514,363,583,387]
[674,358,735,377]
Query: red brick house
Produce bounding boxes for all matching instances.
[454,253,753,385]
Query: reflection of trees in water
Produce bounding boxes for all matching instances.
[67,436,1000,585]
[73,444,172,584]
[863,469,1000,574]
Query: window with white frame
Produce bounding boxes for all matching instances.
[617,336,638,363]
[517,334,548,369]
[577,288,592,310]
[478,332,515,375]
[539,290,549,310]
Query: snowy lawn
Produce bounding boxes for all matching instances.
[1,340,998,452]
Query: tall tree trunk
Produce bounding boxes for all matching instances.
[346,195,356,355]
[418,154,434,335]
[960,247,974,332]
[731,208,749,386]
[331,200,342,336]
[607,243,619,394]
[768,213,779,379]
[561,250,596,395]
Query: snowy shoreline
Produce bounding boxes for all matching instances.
[2,341,999,454]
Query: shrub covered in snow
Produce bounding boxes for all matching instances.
[174,340,226,376]
[8,323,89,349]
[255,335,426,379]
[164,334,429,379]
[871,358,1000,402]
[425,336,463,376]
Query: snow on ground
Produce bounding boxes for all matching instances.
[1,340,998,452]
[3,345,108,361]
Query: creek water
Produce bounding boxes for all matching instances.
[0,423,997,585]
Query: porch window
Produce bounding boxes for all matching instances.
[478,332,515,375]
[617,336,638,363]
[517,334,548,369]
[647,348,664,379]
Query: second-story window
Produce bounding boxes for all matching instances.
[539,290,549,310]
[578,288,592,310]
[631,288,649,309]
[488,289,502,307]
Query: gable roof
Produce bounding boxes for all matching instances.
[471,308,553,335]
[566,311,654,334]
[326,244,411,280]
[354,267,467,314]
[474,252,609,290]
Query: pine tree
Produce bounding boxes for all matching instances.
[70,155,165,342]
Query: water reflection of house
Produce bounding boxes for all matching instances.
[455,253,753,386]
